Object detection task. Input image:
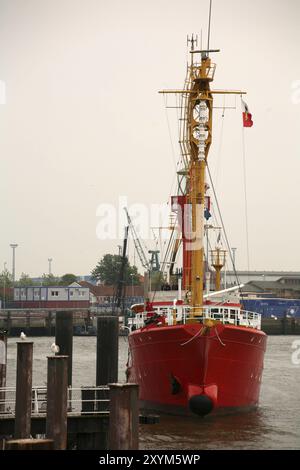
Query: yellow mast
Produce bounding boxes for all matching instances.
[160,43,246,317]
[188,51,214,313]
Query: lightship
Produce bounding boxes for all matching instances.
[126,34,267,416]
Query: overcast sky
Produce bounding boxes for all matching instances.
[0,0,299,278]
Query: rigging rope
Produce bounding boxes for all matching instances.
[214,100,226,190]
[163,94,179,173]
[206,162,244,300]
[151,223,177,303]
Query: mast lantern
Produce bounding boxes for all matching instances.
[211,248,226,291]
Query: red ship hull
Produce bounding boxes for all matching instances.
[127,322,267,416]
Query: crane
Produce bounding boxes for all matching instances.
[124,208,150,271]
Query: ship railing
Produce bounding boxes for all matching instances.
[0,385,110,417]
[191,62,216,80]
[128,305,261,330]
[128,313,147,329]
[239,310,262,330]
[178,306,261,330]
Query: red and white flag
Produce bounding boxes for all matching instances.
[241,99,253,127]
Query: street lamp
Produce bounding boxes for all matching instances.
[10,243,18,284]
[3,262,7,309]
[48,258,53,275]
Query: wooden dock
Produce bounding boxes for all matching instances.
[0,315,145,450]
[261,317,300,335]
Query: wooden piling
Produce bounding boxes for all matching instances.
[26,311,31,333]
[5,438,54,450]
[6,312,11,334]
[96,316,119,386]
[0,332,7,413]
[46,311,53,336]
[14,341,33,439]
[281,315,287,335]
[55,311,73,387]
[108,383,139,450]
[46,355,68,450]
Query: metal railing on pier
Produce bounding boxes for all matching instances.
[0,385,110,418]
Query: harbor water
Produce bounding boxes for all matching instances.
[6,335,300,450]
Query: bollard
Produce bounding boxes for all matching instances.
[96,316,118,385]
[5,438,54,450]
[55,311,73,387]
[0,331,7,413]
[46,356,68,450]
[14,342,33,439]
[108,383,139,450]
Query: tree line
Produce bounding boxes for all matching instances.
[0,271,78,289]
[0,253,141,294]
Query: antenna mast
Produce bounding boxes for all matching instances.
[207,0,213,53]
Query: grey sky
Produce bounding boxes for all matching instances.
[0,0,299,278]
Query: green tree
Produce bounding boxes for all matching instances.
[0,269,13,289]
[60,273,78,285]
[0,269,13,303]
[150,271,164,290]
[91,254,140,285]
[41,273,60,286]
[17,272,36,286]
